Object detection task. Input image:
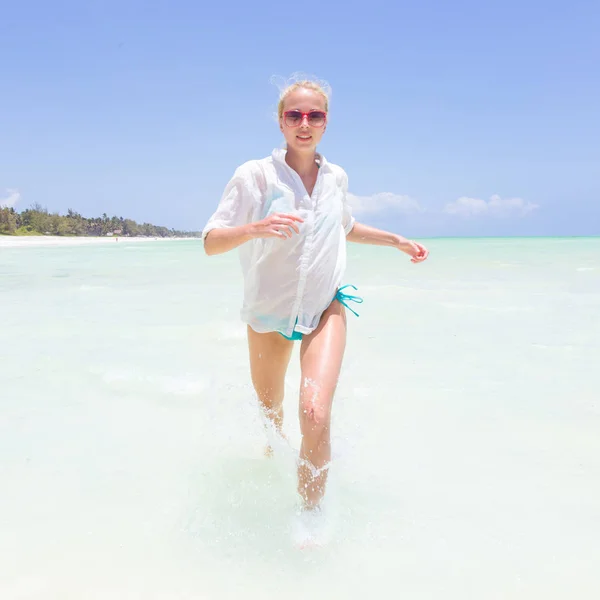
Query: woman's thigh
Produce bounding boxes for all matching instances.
[298,301,347,425]
[247,326,294,404]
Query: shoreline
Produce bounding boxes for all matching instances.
[0,235,200,248]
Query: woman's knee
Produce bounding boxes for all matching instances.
[299,391,332,436]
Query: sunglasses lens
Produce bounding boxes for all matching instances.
[308,112,326,126]
[284,111,327,127]
[284,111,302,126]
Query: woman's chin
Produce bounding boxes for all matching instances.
[287,140,318,153]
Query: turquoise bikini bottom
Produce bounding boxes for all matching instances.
[278,284,363,341]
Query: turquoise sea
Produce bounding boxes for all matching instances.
[1,237,599,599]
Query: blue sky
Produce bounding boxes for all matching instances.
[1,0,598,236]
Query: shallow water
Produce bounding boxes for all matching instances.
[1,237,599,599]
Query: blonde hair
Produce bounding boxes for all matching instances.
[271,73,331,120]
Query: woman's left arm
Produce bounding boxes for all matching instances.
[346,221,429,263]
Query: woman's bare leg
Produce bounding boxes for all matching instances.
[297,300,347,508]
[247,326,294,452]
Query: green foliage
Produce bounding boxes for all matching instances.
[0,207,18,234]
[0,205,200,238]
[14,226,43,236]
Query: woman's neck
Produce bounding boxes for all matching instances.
[285,148,317,177]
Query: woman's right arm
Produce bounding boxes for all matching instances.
[203,213,304,256]
[203,224,255,255]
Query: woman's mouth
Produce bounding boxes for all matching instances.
[297,135,312,141]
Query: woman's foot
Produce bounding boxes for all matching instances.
[291,505,329,549]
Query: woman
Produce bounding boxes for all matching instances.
[202,79,428,514]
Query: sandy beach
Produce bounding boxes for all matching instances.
[0,235,198,248]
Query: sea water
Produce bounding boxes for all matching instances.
[0,237,599,599]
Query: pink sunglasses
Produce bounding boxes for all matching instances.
[283,110,327,128]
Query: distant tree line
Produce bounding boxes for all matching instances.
[0,204,201,238]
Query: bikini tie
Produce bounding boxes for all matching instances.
[334,284,363,318]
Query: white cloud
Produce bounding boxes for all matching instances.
[347,192,422,215]
[0,189,21,209]
[444,194,539,218]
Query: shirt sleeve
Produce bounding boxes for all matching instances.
[201,163,258,241]
[340,169,356,235]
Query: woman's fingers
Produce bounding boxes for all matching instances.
[269,227,288,238]
[270,215,302,236]
[403,240,429,262]
[411,243,429,262]
[270,225,293,238]
[277,218,301,234]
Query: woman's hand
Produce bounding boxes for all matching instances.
[249,213,304,239]
[397,237,429,263]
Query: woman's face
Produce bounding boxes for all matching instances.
[279,88,327,153]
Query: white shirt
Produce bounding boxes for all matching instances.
[202,148,355,337]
